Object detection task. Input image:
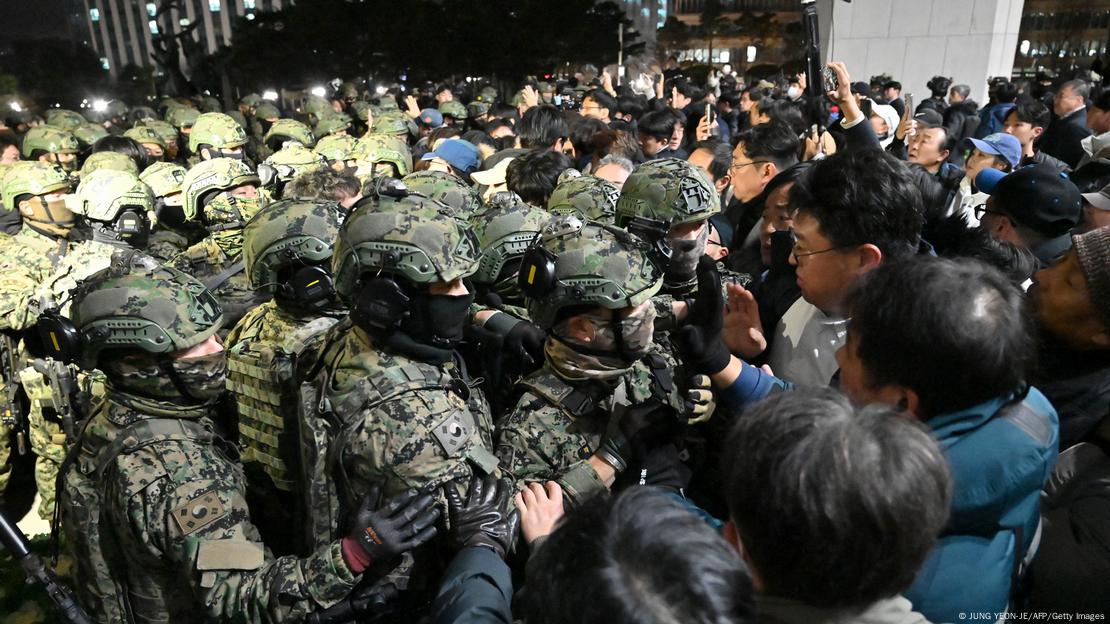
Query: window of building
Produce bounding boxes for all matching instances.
[149,19,159,34]
[179,17,191,27]
[100,57,110,70]
[146,2,157,17]
[90,7,100,21]
[209,0,221,12]
[244,0,256,8]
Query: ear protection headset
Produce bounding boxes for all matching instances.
[517,242,559,299]
[27,310,83,365]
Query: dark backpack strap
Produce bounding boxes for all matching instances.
[644,353,674,403]
[516,370,597,419]
[203,258,246,292]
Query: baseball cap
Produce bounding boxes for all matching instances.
[418,108,444,128]
[966,133,1022,169]
[850,82,870,95]
[421,138,480,174]
[913,109,944,128]
[1081,181,1110,212]
[976,163,1083,242]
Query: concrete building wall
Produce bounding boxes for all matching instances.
[817,0,1026,104]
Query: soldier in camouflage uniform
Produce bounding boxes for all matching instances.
[258,143,328,201]
[72,169,157,254]
[123,126,167,162]
[78,151,140,178]
[135,119,183,164]
[547,174,621,226]
[494,215,714,508]
[438,101,468,127]
[299,183,498,573]
[370,113,415,145]
[21,125,81,173]
[170,158,269,332]
[0,162,154,519]
[141,161,204,263]
[615,157,751,333]
[401,170,481,218]
[187,112,249,165]
[225,198,346,555]
[55,263,439,623]
[315,112,352,139]
[45,109,87,132]
[352,134,412,184]
[263,119,316,153]
[314,134,357,173]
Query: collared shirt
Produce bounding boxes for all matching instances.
[766,298,848,387]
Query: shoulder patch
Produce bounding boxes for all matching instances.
[171,491,227,536]
[433,410,470,458]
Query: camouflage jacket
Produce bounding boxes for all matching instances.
[319,325,499,514]
[494,349,684,508]
[63,390,358,623]
[171,234,269,331]
[0,231,54,330]
[146,223,192,264]
[651,261,752,332]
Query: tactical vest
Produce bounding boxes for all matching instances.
[61,413,216,623]
[297,346,498,552]
[226,317,338,492]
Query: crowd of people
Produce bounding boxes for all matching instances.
[0,55,1108,623]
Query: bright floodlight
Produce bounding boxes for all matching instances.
[8,102,21,112]
[746,46,757,63]
[262,89,278,101]
[310,86,326,97]
[92,99,109,112]
[375,86,387,96]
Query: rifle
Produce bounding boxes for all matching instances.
[32,359,79,441]
[0,504,91,624]
[1,333,27,456]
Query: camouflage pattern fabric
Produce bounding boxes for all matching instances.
[171,234,270,334]
[146,223,194,264]
[615,157,720,229]
[546,175,621,225]
[62,391,359,623]
[401,170,482,218]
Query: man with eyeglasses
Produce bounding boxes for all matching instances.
[725,121,799,248]
[975,163,1084,266]
[580,89,615,125]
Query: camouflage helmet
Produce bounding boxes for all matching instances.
[370,112,413,137]
[45,109,87,132]
[476,86,499,103]
[181,157,260,221]
[339,82,359,99]
[72,123,110,149]
[377,94,399,111]
[21,125,80,158]
[240,93,263,108]
[401,170,482,218]
[332,186,480,297]
[259,144,327,186]
[438,100,468,120]
[68,264,223,370]
[314,113,351,137]
[264,118,315,149]
[254,102,282,121]
[520,215,663,329]
[615,157,720,231]
[198,95,222,113]
[139,161,187,198]
[164,106,200,130]
[124,126,167,150]
[350,101,371,123]
[243,198,343,292]
[352,134,412,177]
[547,175,621,225]
[303,95,331,118]
[74,168,153,223]
[466,101,491,119]
[2,161,72,210]
[79,151,139,177]
[226,110,249,132]
[138,119,179,144]
[128,106,158,124]
[314,134,356,163]
[469,193,550,298]
[188,112,248,152]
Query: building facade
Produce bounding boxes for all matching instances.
[1012,0,1110,76]
[662,0,802,68]
[81,0,286,76]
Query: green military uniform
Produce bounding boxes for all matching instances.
[140,162,202,263]
[546,174,621,226]
[170,158,269,332]
[300,187,498,555]
[401,170,482,218]
[57,265,360,623]
[225,198,345,554]
[494,216,699,508]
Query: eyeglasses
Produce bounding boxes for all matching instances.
[729,160,768,172]
[791,243,855,261]
[973,203,1006,220]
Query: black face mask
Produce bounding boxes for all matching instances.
[259,119,275,135]
[401,290,475,350]
[155,200,187,229]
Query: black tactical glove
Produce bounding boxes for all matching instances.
[444,473,520,559]
[480,310,546,376]
[348,486,440,565]
[597,401,673,473]
[675,256,732,375]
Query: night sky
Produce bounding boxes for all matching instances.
[0,0,79,41]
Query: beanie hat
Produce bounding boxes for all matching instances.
[1074,225,1110,329]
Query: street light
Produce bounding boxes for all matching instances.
[8,102,21,112]
[746,45,757,63]
[375,86,387,96]
[92,99,108,112]
[310,86,326,97]
[262,89,278,101]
